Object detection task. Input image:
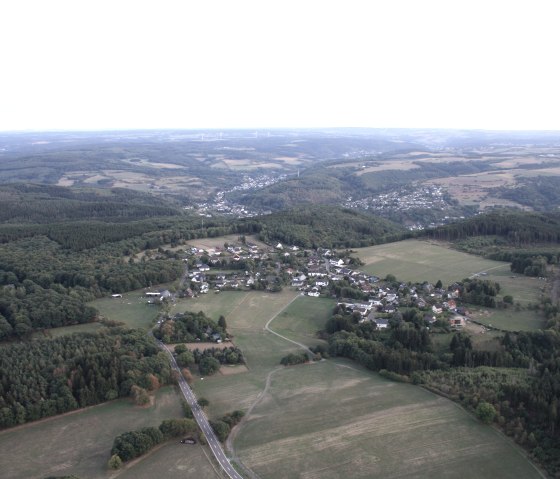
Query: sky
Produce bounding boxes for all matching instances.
[1,0,559,131]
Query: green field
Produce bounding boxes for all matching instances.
[172,289,543,478]
[31,321,104,339]
[90,292,162,329]
[356,239,509,284]
[0,386,217,479]
[234,359,543,479]
[355,239,545,331]
[270,296,334,348]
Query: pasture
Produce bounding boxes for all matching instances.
[0,387,210,479]
[186,234,269,251]
[356,239,508,284]
[234,359,543,479]
[355,239,545,330]
[31,321,104,339]
[183,290,305,418]
[90,292,161,330]
[174,289,542,478]
[269,296,334,348]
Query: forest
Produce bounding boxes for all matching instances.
[0,328,174,428]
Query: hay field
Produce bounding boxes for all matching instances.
[234,360,543,479]
[269,296,334,348]
[356,239,507,284]
[91,292,161,329]
[0,387,203,479]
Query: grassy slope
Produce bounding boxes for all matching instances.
[0,387,201,479]
[175,290,543,478]
[234,360,542,479]
[356,239,544,331]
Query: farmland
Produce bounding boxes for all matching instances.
[355,239,545,331]
[234,359,543,479]
[356,240,544,331]
[0,387,219,479]
[356,239,509,284]
[162,288,543,478]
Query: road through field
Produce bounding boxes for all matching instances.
[159,342,243,479]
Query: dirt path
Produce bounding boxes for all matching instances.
[263,293,315,356]
[226,292,310,479]
[225,367,285,479]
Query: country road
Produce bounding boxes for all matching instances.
[158,341,244,479]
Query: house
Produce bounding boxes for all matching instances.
[159,290,172,301]
[432,304,443,314]
[375,318,389,329]
[315,279,329,287]
[308,288,320,297]
[449,315,465,328]
[197,263,210,272]
[423,314,437,324]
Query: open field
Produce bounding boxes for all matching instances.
[355,239,545,330]
[356,239,508,284]
[470,308,544,332]
[0,387,201,479]
[186,234,269,251]
[90,292,162,330]
[269,296,335,348]
[31,321,104,339]
[234,359,543,479]
[179,290,305,418]
[172,288,542,477]
[116,443,223,479]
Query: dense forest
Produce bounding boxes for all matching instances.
[0,328,174,428]
[425,210,560,244]
[249,205,405,248]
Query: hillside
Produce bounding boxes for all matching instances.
[248,205,405,248]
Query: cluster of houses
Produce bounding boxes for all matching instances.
[135,240,469,330]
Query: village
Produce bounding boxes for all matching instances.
[159,238,472,333]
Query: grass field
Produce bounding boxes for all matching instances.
[234,359,543,479]
[355,239,545,331]
[171,288,543,478]
[356,239,509,284]
[31,321,104,339]
[269,296,334,348]
[0,386,211,479]
[90,292,162,330]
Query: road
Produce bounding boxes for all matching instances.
[158,341,244,479]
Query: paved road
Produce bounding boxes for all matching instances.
[158,341,244,479]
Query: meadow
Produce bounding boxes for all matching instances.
[356,239,508,285]
[91,292,161,329]
[173,289,543,478]
[0,387,220,479]
[355,239,545,330]
[234,359,543,479]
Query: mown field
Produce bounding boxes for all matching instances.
[356,239,508,284]
[234,359,543,479]
[172,289,543,478]
[90,292,162,329]
[0,387,220,479]
[356,239,545,331]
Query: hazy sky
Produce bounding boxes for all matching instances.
[1,0,559,131]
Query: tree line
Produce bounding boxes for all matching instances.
[0,328,174,428]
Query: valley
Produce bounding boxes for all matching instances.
[1,129,560,479]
